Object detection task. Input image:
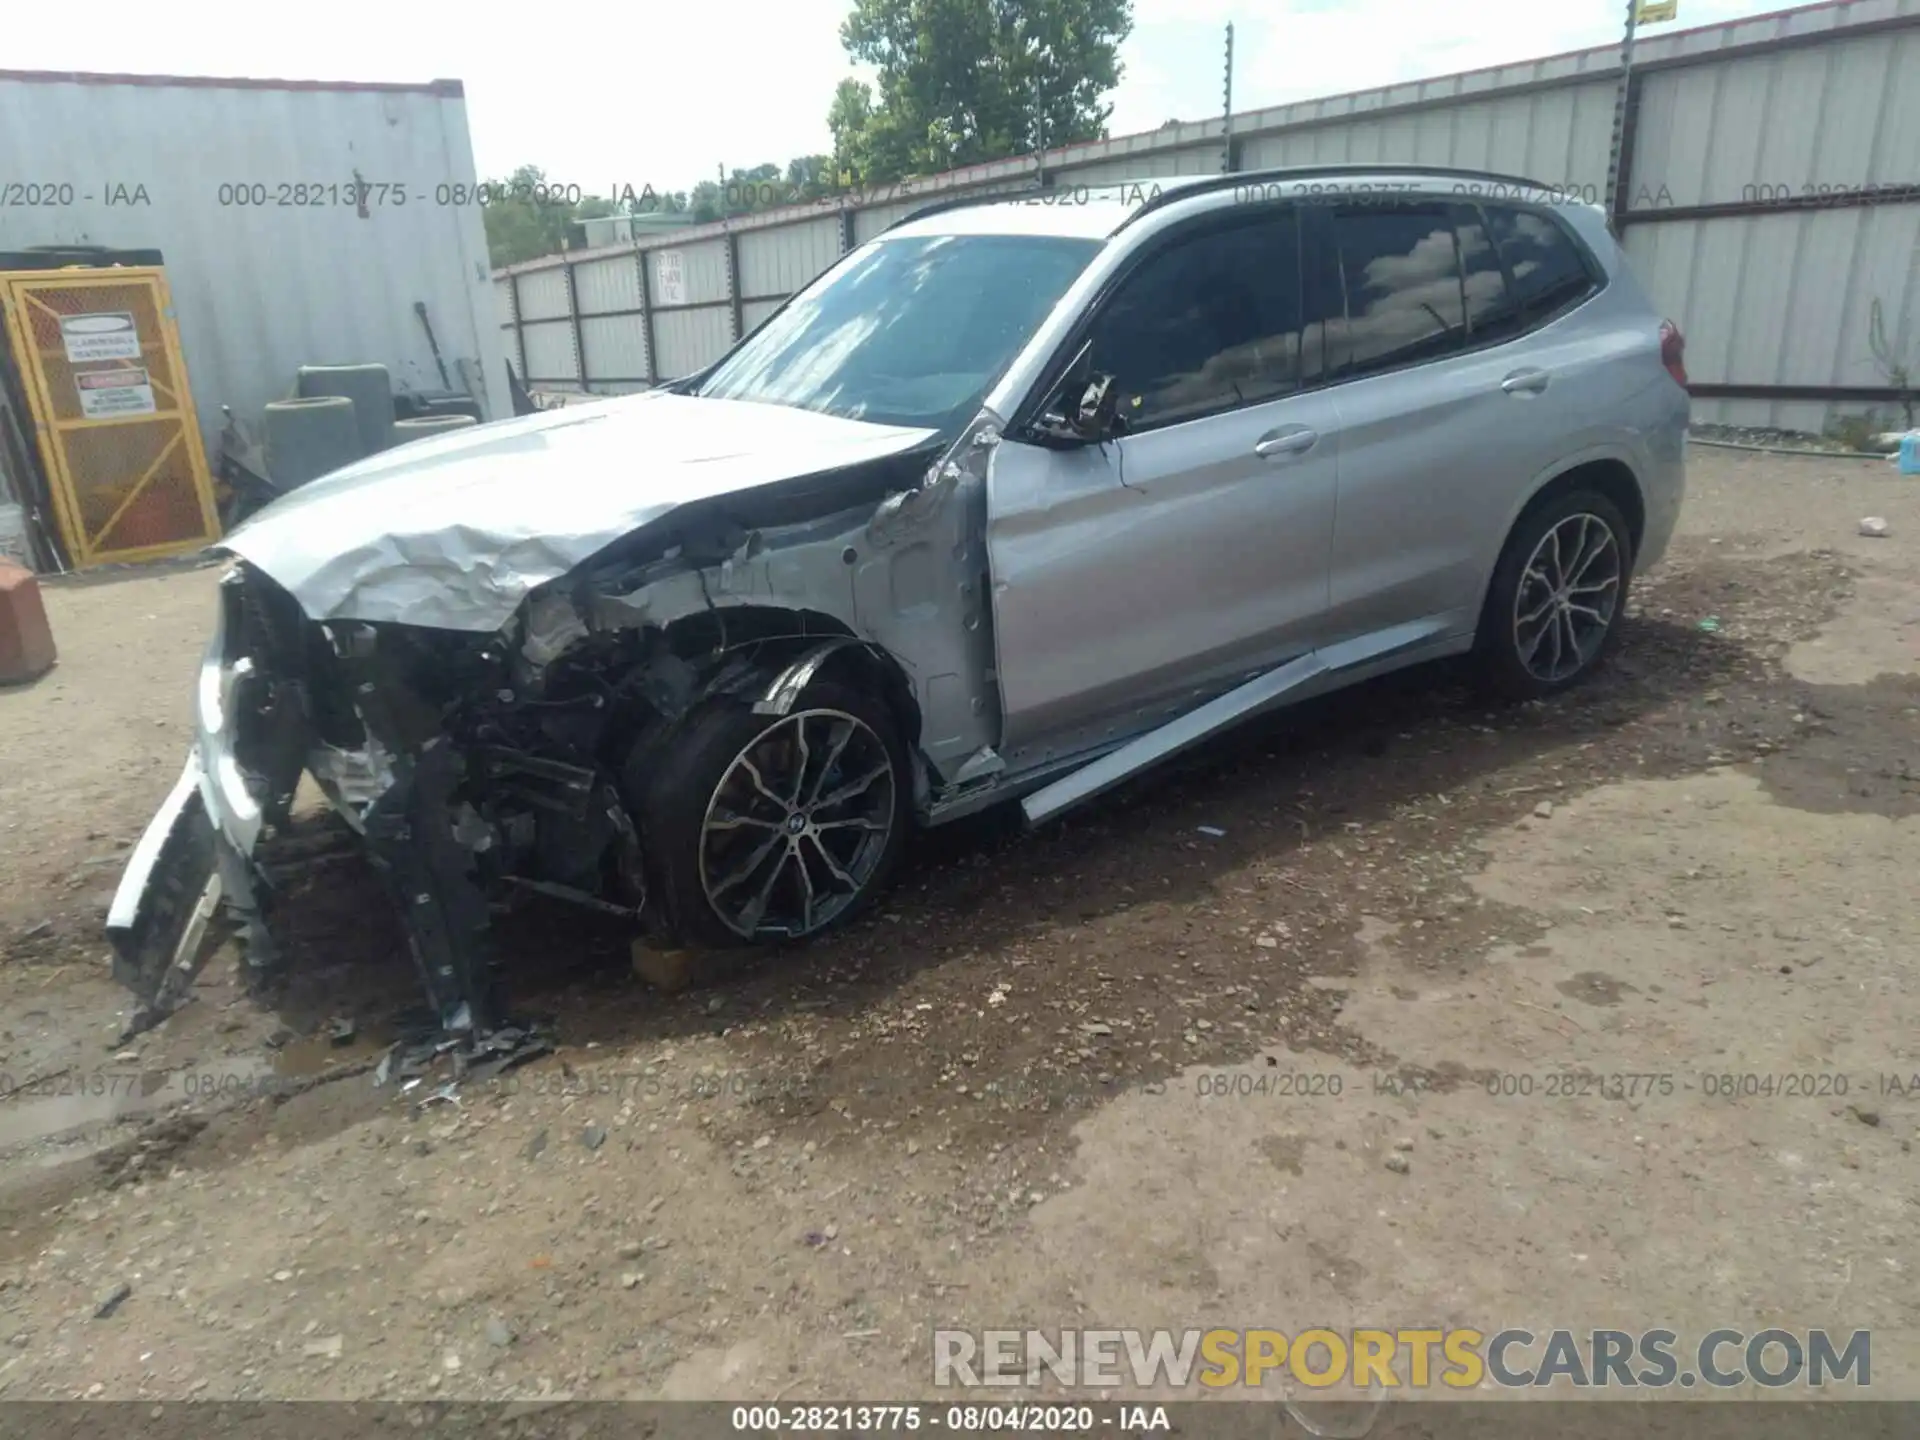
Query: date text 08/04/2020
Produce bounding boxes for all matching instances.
[729,1405,1163,1432]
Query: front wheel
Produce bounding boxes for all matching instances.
[1475,490,1634,701]
[630,681,912,951]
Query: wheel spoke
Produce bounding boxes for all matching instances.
[1569,574,1618,598]
[807,720,857,806]
[791,842,818,932]
[736,754,792,814]
[814,815,888,834]
[1570,529,1614,586]
[787,715,812,808]
[738,844,797,933]
[1567,600,1610,625]
[710,831,785,900]
[1571,515,1596,580]
[813,761,890,812]
[1519,615,1554,664]
[1518,590,1558,626]
[707,810,781,832]
[1559,608,1583,668]
[806,832,860,891]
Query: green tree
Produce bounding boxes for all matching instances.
[481,165,580,266]
[786,154,835,198]
[829,0,1132,186]
[480,152,865,265]
[483,166,703,264]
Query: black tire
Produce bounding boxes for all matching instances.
[627,680,913,951]
[1474,489,1634,701]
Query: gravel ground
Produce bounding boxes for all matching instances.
[0,444,1915,1404]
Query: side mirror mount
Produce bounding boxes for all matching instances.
[1025,343,1131,447]
[1071,372,1126,440]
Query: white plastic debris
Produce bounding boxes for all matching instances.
[1859,516,1891,537]
[1196,825,1227,837]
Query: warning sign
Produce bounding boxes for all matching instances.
[654,250,686,306]
[75,366,157,419]
[59,312,143,363]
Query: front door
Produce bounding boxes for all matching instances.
[984,204,1341,763]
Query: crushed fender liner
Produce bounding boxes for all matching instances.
[361,737,501,1034]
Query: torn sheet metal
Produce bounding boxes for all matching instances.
[220,391,937,631]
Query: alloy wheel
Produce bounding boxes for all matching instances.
[697,709,897,940]
[1512,512,1622,684]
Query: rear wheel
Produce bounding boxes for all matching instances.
[1475,490,1633,701]
[631,682,912,950]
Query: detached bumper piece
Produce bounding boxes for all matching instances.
[105,753,221,1031]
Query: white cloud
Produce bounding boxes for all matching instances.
[6,0,1792,195]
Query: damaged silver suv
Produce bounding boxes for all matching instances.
[109,165,1689,1039]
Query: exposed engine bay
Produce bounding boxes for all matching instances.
[106,404,1010,1048]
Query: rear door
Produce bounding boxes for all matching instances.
[1311,198,1609,645]
[985,204,1342,759]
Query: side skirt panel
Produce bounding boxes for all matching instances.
[1017,617,1467,827]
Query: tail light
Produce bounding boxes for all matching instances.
[1659,320,1688,388]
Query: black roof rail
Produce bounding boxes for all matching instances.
[885,183,1048,233]
[1110,163,1556,234]
[880,163,1557,238]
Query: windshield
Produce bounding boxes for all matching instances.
[692,233,1102,432]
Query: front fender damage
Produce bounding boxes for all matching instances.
[109,420,1003,1058]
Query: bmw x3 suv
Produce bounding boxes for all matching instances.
[109,165,1690,1039]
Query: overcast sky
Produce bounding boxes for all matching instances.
[12,0,1792,192]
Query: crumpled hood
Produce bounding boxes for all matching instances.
[221,391,938,630]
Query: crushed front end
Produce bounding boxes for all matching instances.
[107,561,653,1042]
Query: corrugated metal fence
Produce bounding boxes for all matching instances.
[496,0,1920,433]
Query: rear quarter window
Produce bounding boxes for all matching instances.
[1484,205,1600,327]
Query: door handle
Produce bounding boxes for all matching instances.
[1501,368,1550,395]
[1254,426,1318,460]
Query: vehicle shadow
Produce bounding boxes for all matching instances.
[253,599,1761,1062]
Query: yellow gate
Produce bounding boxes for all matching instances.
[0,267,221,567]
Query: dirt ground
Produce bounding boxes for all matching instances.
[0,444,1915,1405]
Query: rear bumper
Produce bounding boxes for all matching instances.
[1636,383,1690,574]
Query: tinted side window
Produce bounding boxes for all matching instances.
[1451,203,1524,344]
[1485,205,1597,326]
[1325,205,1467,379]
[1084,211,1302,429]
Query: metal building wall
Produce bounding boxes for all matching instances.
[495,0,1920,432]
[0,72,509,457]
[1620,19,1920,428]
